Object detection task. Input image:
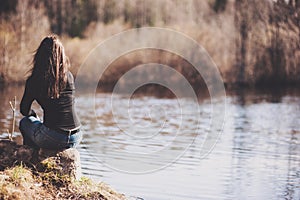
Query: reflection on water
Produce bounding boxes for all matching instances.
[0,86,300,200]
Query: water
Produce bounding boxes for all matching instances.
[1,86,300,200]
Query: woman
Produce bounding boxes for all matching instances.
[19,35,81,150]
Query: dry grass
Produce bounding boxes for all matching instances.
[0,0,299,88]
[0,165,126,200]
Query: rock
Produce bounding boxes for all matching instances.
[39,148,82,180]
[0,140,81,180]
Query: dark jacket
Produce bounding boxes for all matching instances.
[20,71,81,131]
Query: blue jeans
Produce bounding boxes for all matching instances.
[19,116,82,150]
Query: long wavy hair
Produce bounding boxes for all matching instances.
[29,35,69,99]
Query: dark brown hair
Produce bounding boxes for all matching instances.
[29,35,69,99]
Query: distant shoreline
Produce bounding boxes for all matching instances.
[1,81,299,100]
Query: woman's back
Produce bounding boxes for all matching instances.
[22,71,80,131]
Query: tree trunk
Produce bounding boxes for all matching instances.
[234,0,248,85]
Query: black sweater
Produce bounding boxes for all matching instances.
[20,71,81,131]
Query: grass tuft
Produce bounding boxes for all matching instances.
[0,165,126,200]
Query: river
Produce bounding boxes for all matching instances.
[0,86,299,200]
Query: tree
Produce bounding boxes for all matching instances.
[43,0,98,37]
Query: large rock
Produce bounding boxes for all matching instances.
[0,140,81,180]
[39,148,82,180]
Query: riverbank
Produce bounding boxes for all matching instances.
[0,165,126,200]
[1,81,299,101]
[0,140,127,200]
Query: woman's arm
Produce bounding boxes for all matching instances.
[20,79,35,116]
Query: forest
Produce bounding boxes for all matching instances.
[0,0,299,91]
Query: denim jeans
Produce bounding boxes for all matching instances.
[19,116,82,150]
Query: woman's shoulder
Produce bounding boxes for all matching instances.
[25,76,42,97]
